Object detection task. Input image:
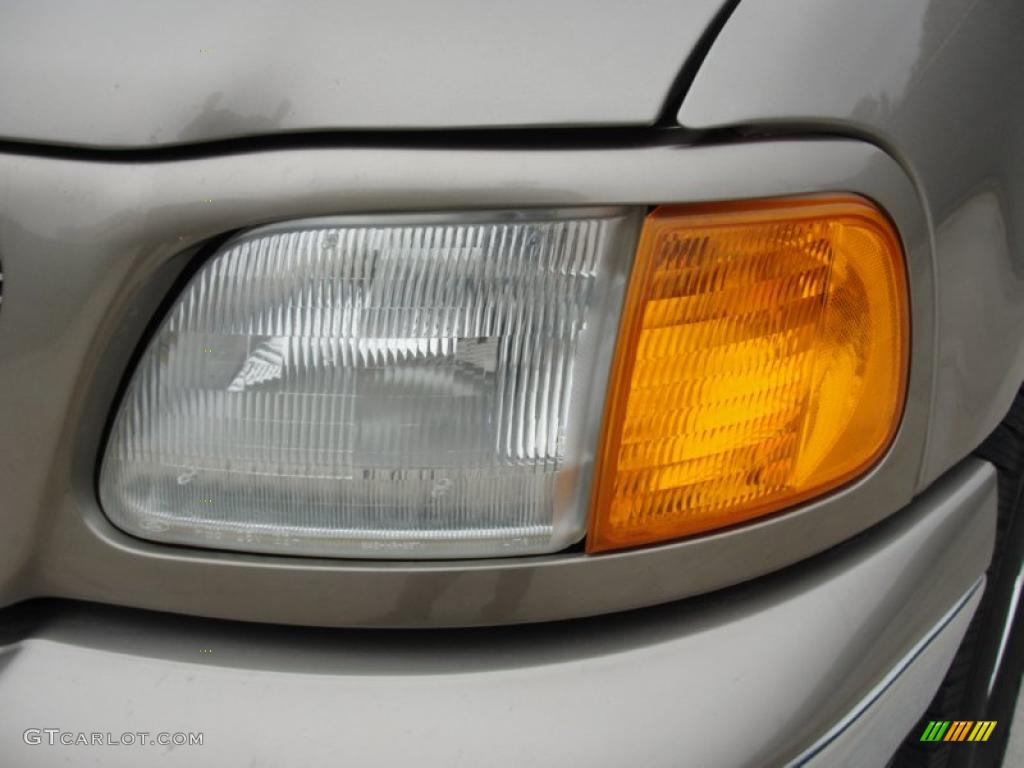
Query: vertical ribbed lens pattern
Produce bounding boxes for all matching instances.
[590,199,907,552]
[620,224,832,511]
[100,210,637,558]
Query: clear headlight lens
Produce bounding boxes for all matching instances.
[100,209,639,558]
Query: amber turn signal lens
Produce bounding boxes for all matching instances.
[588,196,908,553]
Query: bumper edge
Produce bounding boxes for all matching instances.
[0,458,997,767]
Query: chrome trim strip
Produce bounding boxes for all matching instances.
[792,577,985,766]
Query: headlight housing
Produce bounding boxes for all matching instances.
[99,196,907,560]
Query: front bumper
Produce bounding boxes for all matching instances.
[0,458,995,767]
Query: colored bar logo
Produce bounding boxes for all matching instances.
[920,721,997,742]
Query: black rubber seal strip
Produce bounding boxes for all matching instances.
[0,0,743,163]
[654,0,744,126]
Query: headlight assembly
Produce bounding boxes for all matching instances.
[99,197,907,559]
